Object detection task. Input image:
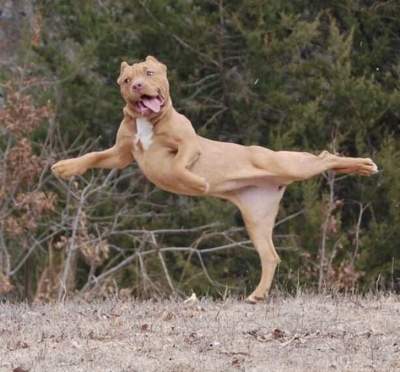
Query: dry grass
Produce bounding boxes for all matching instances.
[1,294,399,372]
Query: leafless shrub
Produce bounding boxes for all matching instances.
[0,78,55,298]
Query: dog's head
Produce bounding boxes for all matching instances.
[117,56,170,118]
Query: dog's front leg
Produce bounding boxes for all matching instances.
[51,147,128,178]
[173,140,209,193]
[52,144,134,179]
[52,154,92,178]
[52,120,135,179]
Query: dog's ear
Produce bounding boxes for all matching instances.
[120,61,129,73]
[145,55,167,71]
[117,61,129,85]
[145,55,160,64]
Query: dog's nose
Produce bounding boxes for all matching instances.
[132,80,144,91]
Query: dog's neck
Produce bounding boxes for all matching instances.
[124,101,176,152]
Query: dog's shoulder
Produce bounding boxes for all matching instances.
[171,112,197,135]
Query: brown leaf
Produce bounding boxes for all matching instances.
[272,328,285,340]
[162,311,175,321]
[141,324,149,331]
[15,341,29,349]
[13,367,29,372]
[0,273,14,295]
[231,357,243,368]
[245,329,271,342]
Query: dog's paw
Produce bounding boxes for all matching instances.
[368,159,379,174]
[202,181,210,194]
[195,179,209,194]
[52,159,87,179]
[245,294,266,304]
[356,158,379,176]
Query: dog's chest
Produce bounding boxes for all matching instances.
[135,117,154,150]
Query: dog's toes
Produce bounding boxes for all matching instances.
[362,158,378,174]
[359,162,379,176]
[370,162,379,174]
[51,162,65,177]
[52,160,84,179]
[245,294,266,304]
[192,178,210,194]
[52,163,69,179]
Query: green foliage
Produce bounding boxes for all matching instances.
[3,0,400,299]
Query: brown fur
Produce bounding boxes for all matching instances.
[52,56,378,303]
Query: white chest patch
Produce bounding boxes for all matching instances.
[135,117,154,150]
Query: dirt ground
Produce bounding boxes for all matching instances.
[0,294,399,372]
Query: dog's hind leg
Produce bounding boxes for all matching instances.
[230,184,285,303]
[249,147,378,183]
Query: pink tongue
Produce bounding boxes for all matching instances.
[141,97,161,113]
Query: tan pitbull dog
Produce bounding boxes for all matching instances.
[52,56,378,303]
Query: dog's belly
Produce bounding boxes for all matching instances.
[196,138,284,192]
[135,137,280,196]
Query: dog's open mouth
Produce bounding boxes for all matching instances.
[135,94,164,115]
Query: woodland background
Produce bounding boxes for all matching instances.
[0,0,399,302]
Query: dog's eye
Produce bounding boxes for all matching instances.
[146,70,154,77]
[124,78,130,84]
